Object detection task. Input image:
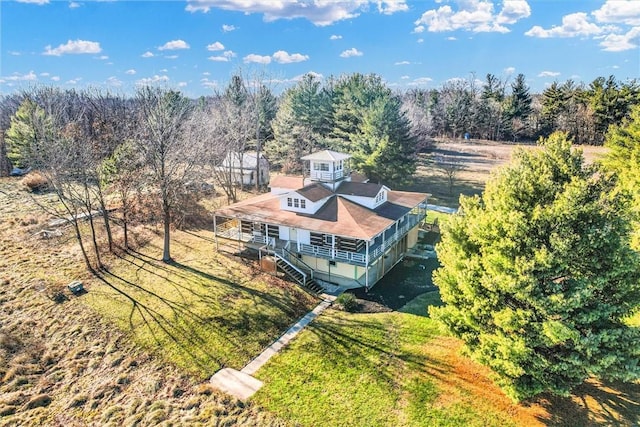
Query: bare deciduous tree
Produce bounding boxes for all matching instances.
[133,86,200,262]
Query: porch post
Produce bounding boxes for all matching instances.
[213,214,218,251]
[365,240,369,290]
[331,234,336,259]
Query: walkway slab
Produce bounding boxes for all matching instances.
[210,368,263,400]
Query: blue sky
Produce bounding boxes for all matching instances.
[1,0,639,97]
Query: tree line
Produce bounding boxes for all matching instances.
[0,71,638,269]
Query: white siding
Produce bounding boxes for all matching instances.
[278,226,290,240]
[297,229,311,245]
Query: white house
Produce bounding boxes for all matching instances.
[219,151,270,187]
[213,150,429,292]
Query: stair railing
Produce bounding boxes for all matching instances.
[273,251,307,287]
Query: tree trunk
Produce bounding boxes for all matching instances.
[162,201,171,262]
[72,218,94,273]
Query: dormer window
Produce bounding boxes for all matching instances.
[375,191,385,204]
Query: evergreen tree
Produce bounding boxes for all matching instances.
[268,73,330,172]
[5,98,54,168]
[506,73,532,141]
[330,73,416,185]
[603,105,640,250]
[432,133,640,400]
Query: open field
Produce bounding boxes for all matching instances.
[405,139,608,207]
[0,177,304,425]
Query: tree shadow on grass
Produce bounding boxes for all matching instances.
[531,379,640,426]
[305,314,450,387]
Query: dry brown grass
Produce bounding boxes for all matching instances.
[0,177,289,426]
[407,139,608,207]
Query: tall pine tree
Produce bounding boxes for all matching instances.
[432,132,640,400]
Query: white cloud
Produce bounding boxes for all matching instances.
[525,12,603,38]
[330,34,342,40]
[141,51,154,58]
[9,51,21,56]
[273,50,309,64]
[243,54,272,64]
[159,69,169,73]
[66,78,82,85]
[504,66,516,74]
[43,39,101,56]
[207,41,225,51]
[599,26,640,51]
[417,38,424,43]
[16,0,49,4]
[400,75,410,80]
[186,0,408,26]
[178,82,188,87]
[137,75,170,85]
[496,0,531,25]
[340,48,363,58]
[125,69,136,75]
[40,72,50,77]
[593,0,640,26]
[202,72,210,76]
[378,0,408,15]
[408,77,433,86]
[51,76,60,81]
[447,36,457,41]
[222,24,237,32]
[538,71,561,77]
[3,71,38,81]
[158,40,190,50]
[69,1,81,8]
[208,50,236,62]
[414,0,530,34]
[165,55,179,59]
[106,76,122,87]
[97,55,109,60]
[201,78,218,89]
[395,60,410,65]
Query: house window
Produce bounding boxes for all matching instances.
[336,160,343,171]
[300,199,306,209]
[314,162,329,171]
[294,199,299,208]
[287,197,292,207]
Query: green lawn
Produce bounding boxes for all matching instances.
[83,229,317,379]
[252,307,535,427]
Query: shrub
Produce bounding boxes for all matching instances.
[336,293,358,312]
[20,171,49,192]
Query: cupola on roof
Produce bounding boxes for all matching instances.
[300,150,352,162]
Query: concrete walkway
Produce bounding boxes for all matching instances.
[210,291,341,400]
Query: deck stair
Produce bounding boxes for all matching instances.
[274,257,324,294]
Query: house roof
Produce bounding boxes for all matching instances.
[214,188,429,240]
[270,175,304,190]
[336,181,384,198]
[300,150,352,162]
[296,183,334,202]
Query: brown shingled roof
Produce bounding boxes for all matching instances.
[214,188,429,240]
[296,183,334,202]
[336,181,384,198]
[269,175,305,190]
